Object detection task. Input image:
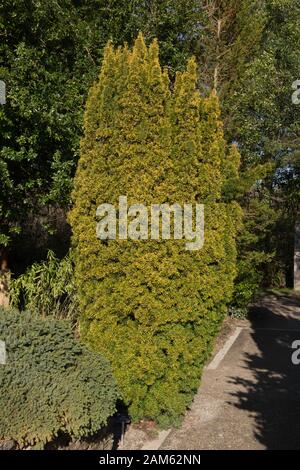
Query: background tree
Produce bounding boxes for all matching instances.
[197,0,300,304]
[0,0,205,273]
[225,0,300,293]
[0,0,97,268]
[198,0,266,95]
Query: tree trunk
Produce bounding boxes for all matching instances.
[294,221,300,290]
[0,247,10,308]
[213,19,222,92]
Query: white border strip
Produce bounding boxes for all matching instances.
[207,327,243,370]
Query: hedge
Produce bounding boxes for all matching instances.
[70,34,242,425]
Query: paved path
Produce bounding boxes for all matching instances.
[160,292,300,450]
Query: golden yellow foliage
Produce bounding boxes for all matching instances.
[69,34,241,425]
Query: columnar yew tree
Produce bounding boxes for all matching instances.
[70,34,241,425]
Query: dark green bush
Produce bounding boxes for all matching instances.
[0,309,119,449]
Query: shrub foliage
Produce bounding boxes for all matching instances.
[0,309,119,448]
[70,34,242,425]
[10,250,78,320]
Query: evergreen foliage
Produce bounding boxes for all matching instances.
[70,35,241,425]
[0,308,119,449]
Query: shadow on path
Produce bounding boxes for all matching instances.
[229,293,300,449]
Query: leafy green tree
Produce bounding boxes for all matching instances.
[197,0,300,300]
[0,0,206,264]
[129,0,204,75]
[0,0,94,255]
[226,0,300,291]
[199,0,266,96]
[70,35,241,424]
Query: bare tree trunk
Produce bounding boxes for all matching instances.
[294,221,300,290]
[213,19,222,92]
[0,247,10,308]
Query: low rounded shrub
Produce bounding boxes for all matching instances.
[0,309,119,449]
